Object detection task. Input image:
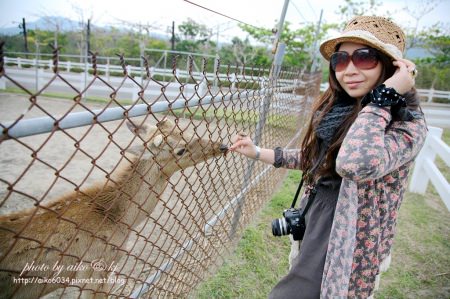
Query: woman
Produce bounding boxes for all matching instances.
[229,16,427,298]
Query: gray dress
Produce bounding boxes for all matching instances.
[268,176,341,299]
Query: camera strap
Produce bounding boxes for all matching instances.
[290,172,306,209]
[290,173,316,217]
[290,146,327,215]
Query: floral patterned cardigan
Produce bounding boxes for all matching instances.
[280,104,427,298]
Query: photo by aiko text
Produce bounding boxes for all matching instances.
[13,259,125,286]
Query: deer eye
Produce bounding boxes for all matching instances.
[176,148,186,156]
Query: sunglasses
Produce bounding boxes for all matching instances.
[330,48,379,72]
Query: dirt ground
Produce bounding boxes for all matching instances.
[0,92,260,297]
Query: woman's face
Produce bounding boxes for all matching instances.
[334,42,383,100]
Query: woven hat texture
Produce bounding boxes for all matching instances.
[320,16,406,61]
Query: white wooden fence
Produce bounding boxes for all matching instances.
[410,126,450,211]
[421,106,450,128]
[0,67,205,102]
[417,88,450,102]
[1,57,267,102]
[3,56,214,84]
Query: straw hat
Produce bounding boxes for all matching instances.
[320,16,406,61]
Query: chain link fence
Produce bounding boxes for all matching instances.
[0,42,321,298]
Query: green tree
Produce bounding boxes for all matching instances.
[413,26,450,90]
[336,0,383,26]
[0,34,25,55]
[396,0,450,91]
[178,18,210,41]
[175,18,213,53]
[218,37,270,67]
[27,29,68,53]
[239,21,336,68]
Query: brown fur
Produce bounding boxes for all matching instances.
[0,119,227,298]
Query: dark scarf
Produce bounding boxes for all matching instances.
[308,99,354,176]
[315,101,354,146]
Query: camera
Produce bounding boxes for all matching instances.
[271,207,306,241]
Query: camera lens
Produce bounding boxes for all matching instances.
[272,217,289,236]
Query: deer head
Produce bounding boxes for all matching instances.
[126,118,228,176]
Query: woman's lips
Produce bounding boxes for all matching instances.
[346,81,364,89]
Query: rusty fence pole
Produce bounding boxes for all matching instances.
[229,44,286,238]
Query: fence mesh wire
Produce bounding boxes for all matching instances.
[0,43,321,298]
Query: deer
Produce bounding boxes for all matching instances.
[0,118,228,299]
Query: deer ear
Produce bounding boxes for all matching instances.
[127,121,157,139]
[156,118,175,133]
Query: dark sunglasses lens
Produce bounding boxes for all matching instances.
[353,49,379,69]
[331,52,350,72]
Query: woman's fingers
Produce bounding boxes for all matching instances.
[229,139,245,151]
[229,134,257,158]
[230,141,252,152]
[385,59,416,94]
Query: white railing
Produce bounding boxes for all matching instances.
[422,107,450,128]
[3,56,208,82]
[0,67,197,102]
[417,88,450,102]
[2,56,285,100]
[410,126,450,211]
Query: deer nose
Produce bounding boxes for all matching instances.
[219,144,229,153]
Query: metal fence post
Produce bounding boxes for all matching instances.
[106,57,110,81]
[36,68,44,91]
[229,44,286,238]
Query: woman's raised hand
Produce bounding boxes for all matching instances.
[383,58,417,94]
[229,133,258,159]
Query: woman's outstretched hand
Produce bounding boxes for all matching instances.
[229,133,258,159]
[229,133,275,164]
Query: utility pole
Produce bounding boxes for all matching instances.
[171,21,175,50]
[271,0,289,55]
[87,19,91,56]
[270,0,289,78]
[216,23,220,54]
[229,0,290,238]
[19,18,29,56]
[83,19,90,100]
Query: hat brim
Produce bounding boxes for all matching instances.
[320,32,403,61]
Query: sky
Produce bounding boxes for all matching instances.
[1,0,449,41]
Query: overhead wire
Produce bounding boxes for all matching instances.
[290,1,309,23]
[305,0,318,19]
[183,0,266,30]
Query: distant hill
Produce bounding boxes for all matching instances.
[0,16,80,35]
[0,16,170,41]
[405,47,434,59]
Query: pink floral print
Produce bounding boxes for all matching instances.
[279,105,427,298]
[322,105,427,298]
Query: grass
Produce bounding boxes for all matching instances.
[193,171,298,299]
[376,129,450,299]
[166,107,299,131]
[194,130,450,299]
[376,192,450,299]
[3,87,134,105]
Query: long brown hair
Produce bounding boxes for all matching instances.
[299,48,420,182]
